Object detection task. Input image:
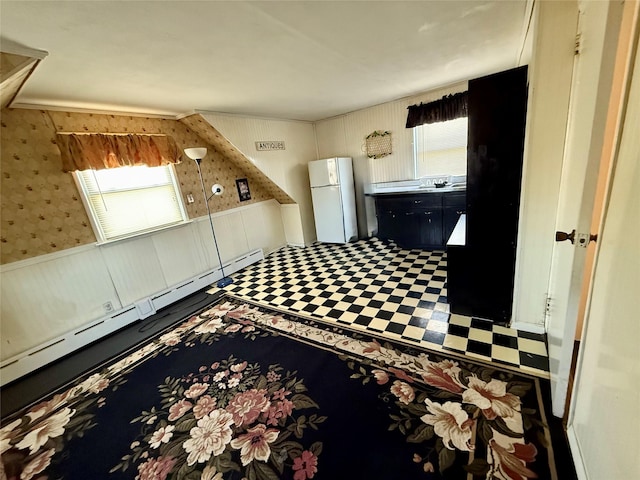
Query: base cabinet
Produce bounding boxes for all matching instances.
[373,192,465,249]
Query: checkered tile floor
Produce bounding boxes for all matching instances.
[209,239,549,377]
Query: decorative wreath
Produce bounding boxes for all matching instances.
[365,130,392,159]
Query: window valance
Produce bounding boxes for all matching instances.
[406,91,468,128]
[56,133,181,172]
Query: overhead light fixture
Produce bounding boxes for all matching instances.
[184,147,233,288]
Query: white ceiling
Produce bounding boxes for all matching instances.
[0,1,529,122]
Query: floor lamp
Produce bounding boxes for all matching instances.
[184,147,233,288]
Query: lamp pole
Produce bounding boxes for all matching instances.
[191,154,233,288]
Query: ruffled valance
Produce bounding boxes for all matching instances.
[406,91,468,128]
[56,133,181,172]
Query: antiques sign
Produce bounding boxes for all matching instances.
[255,140,285,151]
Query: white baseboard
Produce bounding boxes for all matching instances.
[510,321,546,335]
[0,248,264,385]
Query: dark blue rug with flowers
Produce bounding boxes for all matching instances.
[1,296,558,479]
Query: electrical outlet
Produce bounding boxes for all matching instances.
[186,193,195,204]
[103,301,114,314]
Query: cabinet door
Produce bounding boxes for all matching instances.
[419,209,443,248]
[376,212,398,242]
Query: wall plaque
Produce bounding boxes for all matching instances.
[255,141,285,151]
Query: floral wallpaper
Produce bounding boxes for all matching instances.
[0,109,292,264]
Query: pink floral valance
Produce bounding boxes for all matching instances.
[56,133,181,172]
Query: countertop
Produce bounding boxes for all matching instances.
[446,214,466,246]
[365,185,466,196]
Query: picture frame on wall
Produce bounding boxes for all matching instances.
[236,178,251,202]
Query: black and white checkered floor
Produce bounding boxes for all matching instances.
[209,239,549,377]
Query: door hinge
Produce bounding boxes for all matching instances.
[544,295,552,319]
[575,33,582,55]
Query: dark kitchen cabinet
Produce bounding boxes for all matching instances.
[447,66,528,324]
[373,191,464,249]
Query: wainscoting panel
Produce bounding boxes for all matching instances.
[100,236,168,307]
[241,200,287,253]
[209,212,250,264]
[0,248,120,360]
[0,200,287,367]
[151,223,208,287]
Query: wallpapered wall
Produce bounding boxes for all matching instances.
[0,108,286,264]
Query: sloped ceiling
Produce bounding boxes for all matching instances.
[0,1,530,121]
[180,114,295,204]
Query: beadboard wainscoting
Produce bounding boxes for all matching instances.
[0,200,286,382]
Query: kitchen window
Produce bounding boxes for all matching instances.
[413,116,468,179]
[74,164,189,243]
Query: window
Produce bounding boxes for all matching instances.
[75,165,189,243]
[413,117,468,179]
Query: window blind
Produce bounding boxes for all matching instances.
[76,165,187,242]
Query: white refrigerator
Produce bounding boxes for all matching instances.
[308,157,358,243]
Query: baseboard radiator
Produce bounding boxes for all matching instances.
[0,249,264,385]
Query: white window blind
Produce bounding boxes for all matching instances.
[75,165,188,242]
[414,117,468,178]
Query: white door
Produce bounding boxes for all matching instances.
[545,0,626,417]
[567,18,639,476]
[311,186,345,243]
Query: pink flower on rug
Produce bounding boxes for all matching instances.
[266,371,281,382]
[230,423,279,466]
[136,455,177,480]
[16,407,75,454]
[421,360,464,394]
[184,383,209,399]
[26,389,75,422]
[420,399,474,451]
[266,399,295,426]
[19,447,55,480]
[272,388,290,401]
[362,339,382,353]
[183,409,234,465]
[390,380,415,405]
[226,305,255,320]
[462,376,521,420]
[389,367,414,383]
[224,324,242,333]
[489,439,538,480]
[193,396,217,419]
[168,399,193,421]
[149,425,175,449]
[194,318,224,334]
[292,450,318,480]
[200,302,234,318]
[226,389,271,427]
[372,369,389,385]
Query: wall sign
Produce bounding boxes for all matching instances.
[255,140,285,151]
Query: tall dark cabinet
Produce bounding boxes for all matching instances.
[448,66,528,324]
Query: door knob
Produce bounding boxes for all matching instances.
[555,229,576,244]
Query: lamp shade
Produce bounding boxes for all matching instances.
[184,147,207,160]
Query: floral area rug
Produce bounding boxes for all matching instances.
[1,296,557,479]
